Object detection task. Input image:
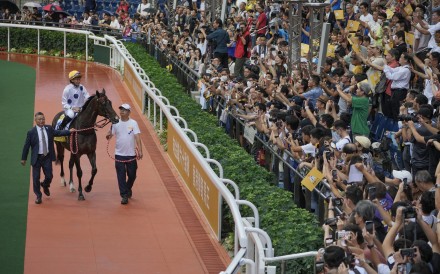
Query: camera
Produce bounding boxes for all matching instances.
[275,121,283,128]
[400,248,416,258]
[402,206,416,219]
[404,102,413,108]
[332,197,342,207]
[398,114,418,122]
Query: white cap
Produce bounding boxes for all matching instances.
[119,103,131,110]
[392,170,412,184]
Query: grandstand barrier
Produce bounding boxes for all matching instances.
[0,23,321,274]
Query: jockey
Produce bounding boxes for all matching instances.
[59,70,90,129]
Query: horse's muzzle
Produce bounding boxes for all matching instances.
[111,116,120,124]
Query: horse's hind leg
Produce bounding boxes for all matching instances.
[55,142,66,187]
[68,156,76,193]
[84,152,97,193]
[73,156,85,201]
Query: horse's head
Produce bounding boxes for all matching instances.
[96,89,119,124]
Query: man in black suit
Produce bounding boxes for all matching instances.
[21,112,73,204]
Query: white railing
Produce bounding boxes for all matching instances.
[0,23,107,58]
[0,23,318,273]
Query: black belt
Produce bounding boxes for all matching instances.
[391,88,407,91]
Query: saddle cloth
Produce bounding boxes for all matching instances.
[54,114,73,143]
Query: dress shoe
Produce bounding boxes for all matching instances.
[43,186,50,196]
[121,197,129,205]
[127,189,132,198]
[35,197,42,204]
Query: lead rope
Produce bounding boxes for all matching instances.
[106,139,139,163]
[105,123,139,163]
[69,118,112,154]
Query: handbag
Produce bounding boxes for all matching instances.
[374,72,387,94]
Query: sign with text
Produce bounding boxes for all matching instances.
[167,123,220,239]
[301,167,324,191]
[123,60,143,107]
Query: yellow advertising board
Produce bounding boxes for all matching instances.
[346,20,360,32]
[167,123,220,239]
[405,32,415,46]
[327,44,336,58]
[301,167,324,191]
[123,60,143,107]
[334,10,344,20]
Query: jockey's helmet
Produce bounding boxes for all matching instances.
[69,70,82,80]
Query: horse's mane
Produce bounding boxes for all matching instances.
[81,95,96,111]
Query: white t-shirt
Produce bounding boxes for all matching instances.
[301,143,316,157]
[359,13,373,25]
[112,118,141,156]
[335,136,351,151]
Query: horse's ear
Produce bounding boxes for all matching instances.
[102,88,106,95]
[96,90,100,97]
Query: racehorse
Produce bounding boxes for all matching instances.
[52,89,119,200]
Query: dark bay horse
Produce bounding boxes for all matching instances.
[52,89,119,200]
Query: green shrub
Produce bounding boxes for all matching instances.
[125,42,323,273]
[0,28,93,56]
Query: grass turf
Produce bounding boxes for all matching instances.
[0,59,35,273]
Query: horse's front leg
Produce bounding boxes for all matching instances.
[55,142,66,187]
[68,155,76,192]
[74,156,85,201]
[84,152,97,193]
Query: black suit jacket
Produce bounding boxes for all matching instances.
[21,125,70,166]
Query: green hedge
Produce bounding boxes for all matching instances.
[125,42,323,273]
[0,28,93,58]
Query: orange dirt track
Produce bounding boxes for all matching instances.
[1,53,229,274]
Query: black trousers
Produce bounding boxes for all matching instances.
[383,88,407,120]
[32,154,53,198]
[115,155,137,198]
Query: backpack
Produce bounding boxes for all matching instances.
[374,72,387,94]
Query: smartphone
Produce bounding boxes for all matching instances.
[368,186,376,201]
[332,170,338,181]
[400,248,416,258]
[397,263,407,274]
[365,220,374,234]
[337,230,347,240]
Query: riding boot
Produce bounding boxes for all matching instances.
[59,115,72,130]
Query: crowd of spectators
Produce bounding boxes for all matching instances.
[3,0,440,272]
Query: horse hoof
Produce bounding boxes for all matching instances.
[69,184,76,193]
[85,185,92,193]
[78,195,85,201]
[61,178,66,187]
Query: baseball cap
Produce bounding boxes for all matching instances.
[392,170,413,184]
[119,103,131,110]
